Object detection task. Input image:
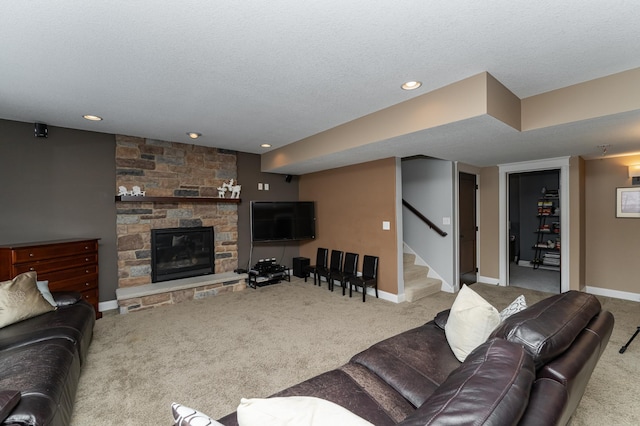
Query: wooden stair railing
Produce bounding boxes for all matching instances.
[402,199,448,237]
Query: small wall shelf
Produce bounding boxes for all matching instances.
[115,196,241,203]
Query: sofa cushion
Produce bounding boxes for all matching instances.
[0,339,81,426]
[445,284,501,362]
[218,368,399,426]
[398,338,535,426]
[490,290,602,368]
[0,300,95,365]
[237,396,374,426]
[350,322,461,408]
[0,272,56,328]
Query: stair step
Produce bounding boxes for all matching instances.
[403,254,416,267]
[405,278,441,302]
[403,264,429,282]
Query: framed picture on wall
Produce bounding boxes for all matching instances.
[616,187,640,218]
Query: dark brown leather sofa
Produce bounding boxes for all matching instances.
[218,290,613,426]
[0,293,95,426]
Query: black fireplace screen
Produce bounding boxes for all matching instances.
[151,226,214,283]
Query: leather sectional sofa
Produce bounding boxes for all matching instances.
[0,292,95,426]
[218,290,614,425]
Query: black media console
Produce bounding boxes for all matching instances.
[248,259,290,288]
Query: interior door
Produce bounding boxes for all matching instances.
[459,172,477,285]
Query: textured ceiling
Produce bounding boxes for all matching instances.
[1,1,640,174]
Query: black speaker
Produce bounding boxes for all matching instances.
[292,257,310,278]
[285,174,292,183]
[34,123,48,138]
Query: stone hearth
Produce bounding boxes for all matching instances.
[116,272,248,313]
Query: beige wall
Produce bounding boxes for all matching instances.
[584,155,640,294]
[479,166,500,279]
[298,158,398,295]
[479,157,639,295]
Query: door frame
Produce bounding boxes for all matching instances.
[498,157,570,292]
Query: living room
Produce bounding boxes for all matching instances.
[2,2,640,425]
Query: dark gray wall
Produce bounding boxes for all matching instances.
[510,170,560,263]
[237,152,300,270]
[0,119,118,303]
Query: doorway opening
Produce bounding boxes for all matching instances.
[459,172,477,286]
[508,170,560,294]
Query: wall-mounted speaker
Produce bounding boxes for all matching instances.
[285,174,292,183]
[34,123,48,138]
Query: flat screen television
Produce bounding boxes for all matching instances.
[251,201,316,242]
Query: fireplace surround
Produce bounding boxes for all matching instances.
[151,226,214,283]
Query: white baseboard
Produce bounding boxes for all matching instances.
[478,275,501,286]
[99,300,118,312]
[585,286,640,302]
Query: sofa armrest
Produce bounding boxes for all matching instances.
[434,309,450,330]
[398,338,535,426]
[0,390,21,422]
[52,291,82,307]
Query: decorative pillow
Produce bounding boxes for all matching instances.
[444,284,501,362]
[0,272,56,328]
[237,396,374,426]
[37,280,57,306]
[171,402,224,426]
[499,294,527,321]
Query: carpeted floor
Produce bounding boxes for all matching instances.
[71,278,640,425]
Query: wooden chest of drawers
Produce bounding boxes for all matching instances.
[0,238,101,318]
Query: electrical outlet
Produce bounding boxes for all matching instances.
[258,183,263,190]
[264,183,270,190]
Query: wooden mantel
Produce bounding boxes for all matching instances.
[115,196,241,203]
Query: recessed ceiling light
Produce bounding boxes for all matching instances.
[83,114,103,121]
[401,81,422,91]
[187,132,202,139]
[261,143,272,148]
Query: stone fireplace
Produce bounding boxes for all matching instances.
[114,136,246,313]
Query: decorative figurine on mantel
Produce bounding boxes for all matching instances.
[117,185,145,196]
[217,185,227,198]
[222,179,241,199]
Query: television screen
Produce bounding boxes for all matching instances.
[251,201,316,242]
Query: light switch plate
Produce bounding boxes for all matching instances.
[382,221,391,230]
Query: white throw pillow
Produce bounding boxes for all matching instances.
[499,294,527,321]
[237,396,374,426]
[444,284,501,362]
[37,280,57,307]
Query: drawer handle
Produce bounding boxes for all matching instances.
[29,267,35,271]
[85,282,90,287]
[86,258,89,261]
[86,270,89,273]
[85,246,89,250]
[29,253,34,257]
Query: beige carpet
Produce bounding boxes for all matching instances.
[71,278,640,425]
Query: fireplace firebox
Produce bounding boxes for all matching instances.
[151,226,214,283]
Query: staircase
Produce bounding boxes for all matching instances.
[404,253,441,302]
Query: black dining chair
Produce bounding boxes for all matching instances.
[349,255,379,302]
[304,247,328,286]
[318,250,343,289]
[330,252,359,295]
